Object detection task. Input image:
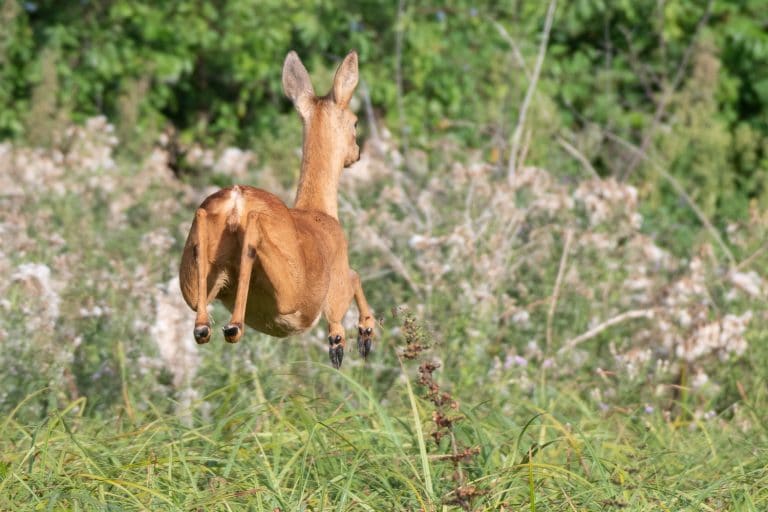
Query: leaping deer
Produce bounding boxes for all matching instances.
[178,50,375,368]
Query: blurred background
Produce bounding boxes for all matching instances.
[1,0,767,507]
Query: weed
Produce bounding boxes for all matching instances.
[395,307,486,510]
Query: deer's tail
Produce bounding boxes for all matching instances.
[226,185,244,232]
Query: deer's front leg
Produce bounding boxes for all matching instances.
[324,273,356,369]
[326,323,346,370]
[324,270,375,368]
[351,270,375,358]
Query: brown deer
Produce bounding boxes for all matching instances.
[178,50,375,368]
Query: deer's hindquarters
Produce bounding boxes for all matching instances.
[179,188,252,334]
[179,207,236,319]
[179,185,330,340]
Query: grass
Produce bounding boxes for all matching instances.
[2,347,767,511]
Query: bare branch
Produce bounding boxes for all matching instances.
[507,0,557,182]
[557,309,656,354]
[546,228,573,356]
[557,135,600,178]
[358,78,380,142]
[491,20,531,80]
[394,0,408,155]
[734,242,768,272]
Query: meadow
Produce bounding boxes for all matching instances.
[1,114,767,510]
[1,1,768,510]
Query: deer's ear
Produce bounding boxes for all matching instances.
[332,51,358,108]
[282,51,315,117]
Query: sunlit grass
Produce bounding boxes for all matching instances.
[2,352,767,511]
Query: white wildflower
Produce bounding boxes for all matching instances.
[729,270,763,298]
[11,263,61,328]
[215,147,255,179]
[691,369,709,389]
[512,310,530,327]
[150,277,200,390]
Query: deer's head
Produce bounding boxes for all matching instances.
[282,51,360,169]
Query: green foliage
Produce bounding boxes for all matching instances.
[0,0,33,136]
[549,0,768,223]
[1,0,765,222]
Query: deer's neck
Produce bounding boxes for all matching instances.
[293,122,343,219]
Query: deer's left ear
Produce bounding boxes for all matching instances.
[283,51,315,118]
[332,51,359,108]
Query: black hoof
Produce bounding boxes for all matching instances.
[328,335,344,369]
[357,327,373,358]
[329,344,344,369]
[223,323,242,343]
[194,324,211,344]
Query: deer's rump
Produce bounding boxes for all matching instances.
[179,185,328,338]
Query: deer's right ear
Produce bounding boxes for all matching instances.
[282,51,315,117]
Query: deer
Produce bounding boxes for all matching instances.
[178,50,375,369]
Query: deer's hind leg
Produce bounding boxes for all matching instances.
[179,208,227,344]
[222,211,261,343]
[192,209,215,343]
[222,210,308,342]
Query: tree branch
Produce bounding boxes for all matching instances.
[507,0,557,182]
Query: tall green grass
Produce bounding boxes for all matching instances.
[2,347,767,511]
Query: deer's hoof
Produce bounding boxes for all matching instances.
[357,327,374,358]
[328,335,344,369]
[194,324,211,344]
[223,323,243,343]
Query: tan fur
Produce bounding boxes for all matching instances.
[178,51,375,368]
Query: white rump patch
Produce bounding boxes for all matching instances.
[226,185,243,232]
